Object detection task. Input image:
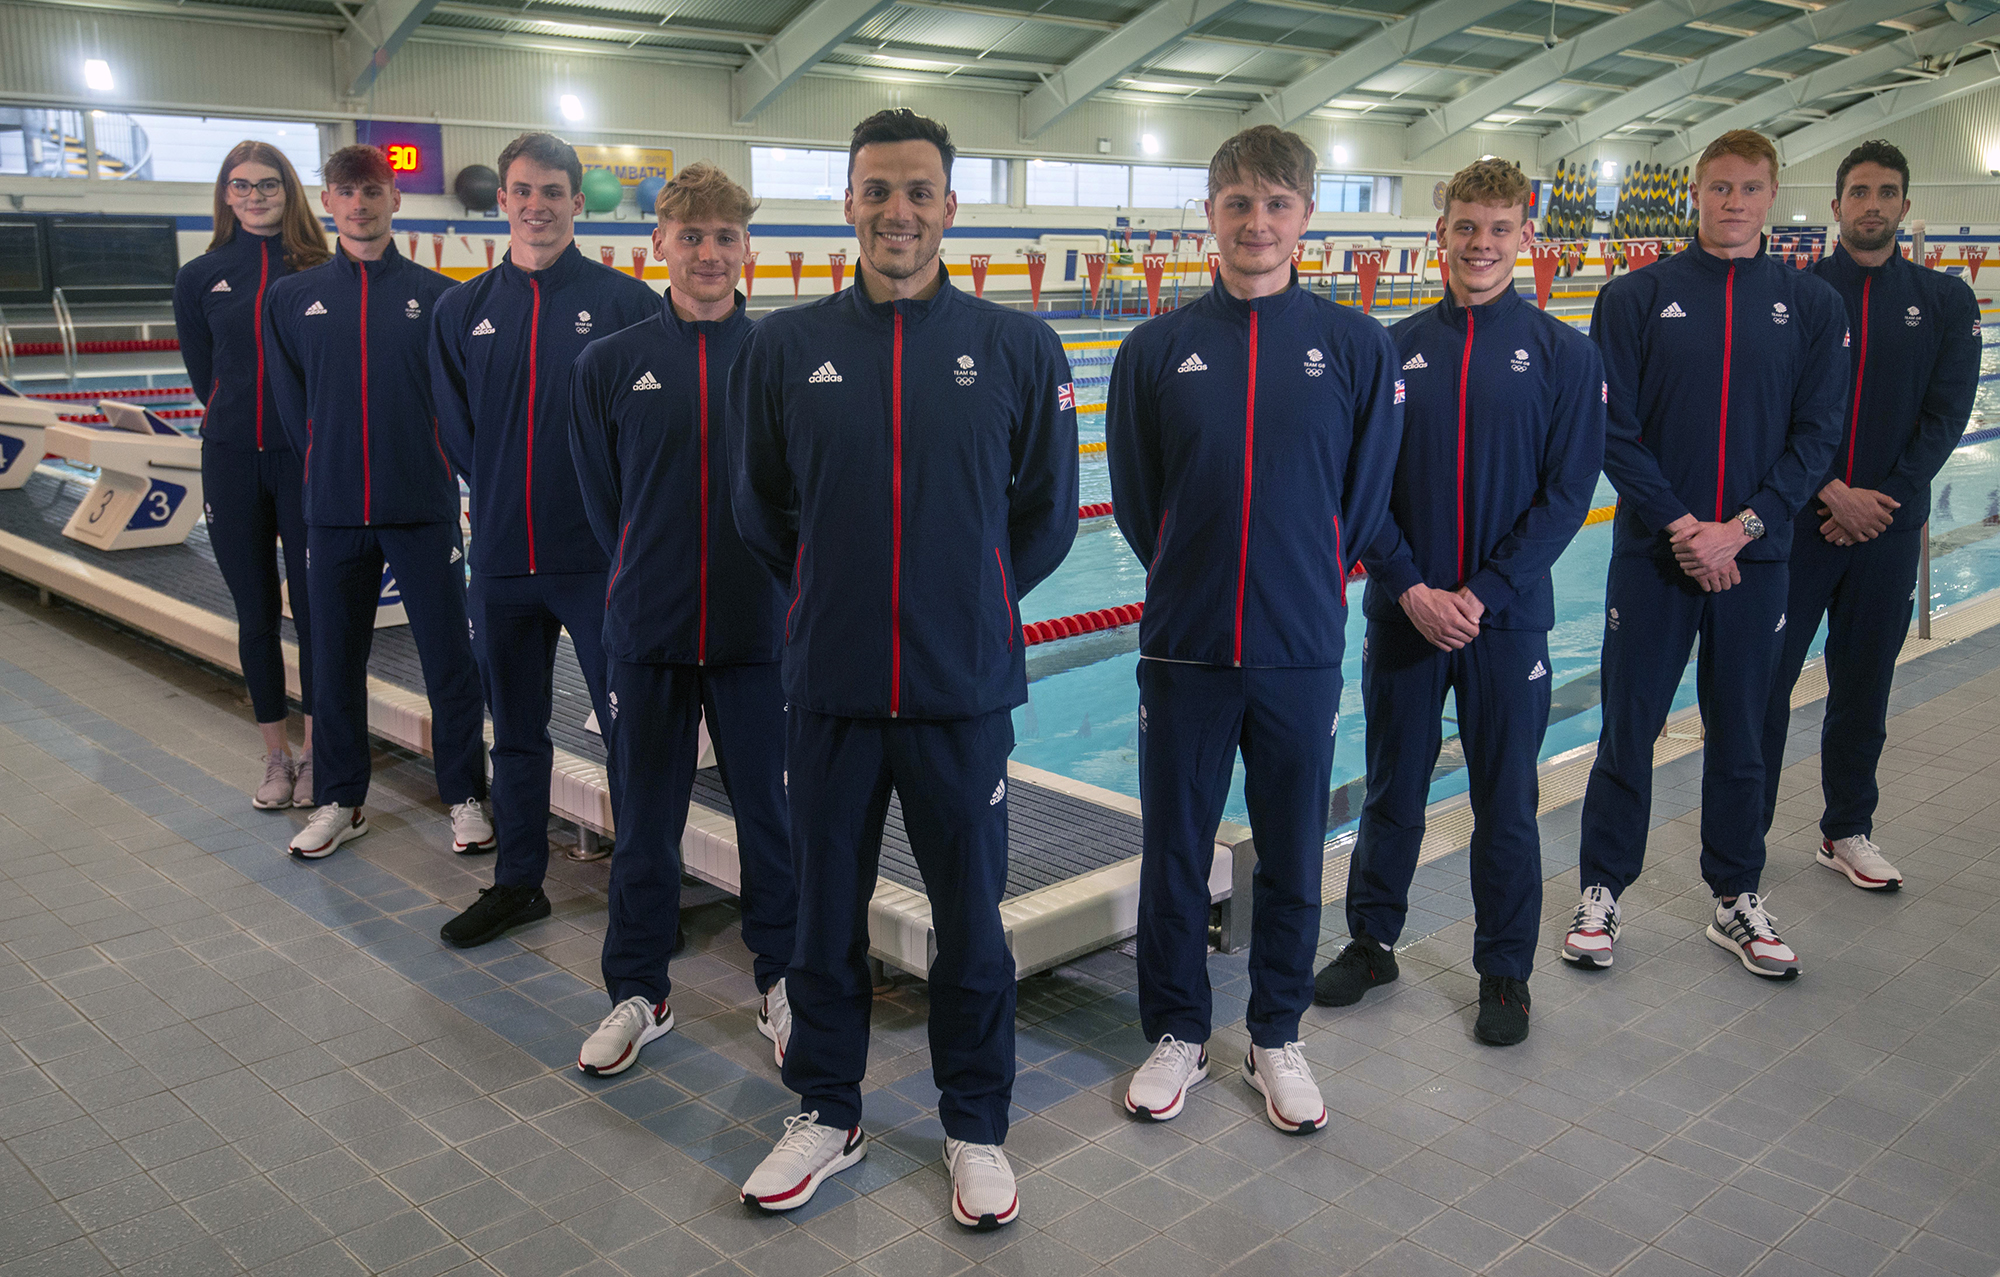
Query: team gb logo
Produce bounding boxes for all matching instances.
[1304,347,1325,377]
[1771,302,1788,326]
[1905,305,1922,327]
[575,309,593,335]
[955,354,977,386]
[1509,348,1531,372]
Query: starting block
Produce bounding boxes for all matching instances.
[0,382,62,490]
[44,401,204,550]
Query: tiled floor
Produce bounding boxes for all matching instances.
[3,573,1999,1277]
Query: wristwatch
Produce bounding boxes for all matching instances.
[1735,509,1766,539]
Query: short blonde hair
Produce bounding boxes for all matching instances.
[1444,157,1531,218]
[1696,129,1778,183]
[656,162,758,226]
[1208,125,1317,202]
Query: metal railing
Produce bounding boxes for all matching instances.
[48,289,78,383]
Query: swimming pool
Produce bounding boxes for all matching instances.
[1016,313,2000,833]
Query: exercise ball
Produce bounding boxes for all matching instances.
[453,164,499,212]
[635,175,667,217]
[580,168,623,214]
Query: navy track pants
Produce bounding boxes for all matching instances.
[1760,527,1921,841]
[468,571,612,888]
[1136,660,1339,1050]
[1347,621,1550,981]
[202,443,311,722]
[600,659,794,1004]
[782,708,1015,1144]
[306,522,487,809]
[1580,556,1787,900]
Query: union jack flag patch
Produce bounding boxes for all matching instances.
[1057,381,1075,411]
[1393,378,1405,404]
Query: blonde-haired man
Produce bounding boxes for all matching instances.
[1317,158,1604,1046]
[1567,129,1847,980]
[565,163,796,1078]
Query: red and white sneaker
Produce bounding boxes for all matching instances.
[1707,893,1801,980]
[1562,885,1620,968]
[288,805,367,860]
[1819,836,1903,892]
[577,996,673,1077]
[1124,1035,1207,1121]
[756,978,792,1068]
[945,1138,1019,1230]
[741,1113,866,1213]
[1245,1042,1327,1134]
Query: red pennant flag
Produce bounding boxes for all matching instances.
[1625,240,1661,271]
[828,252,847,293]
[600,245,615,267]
[431,234,444,269]
[1169,231,1181,252]
[1528,243,1563,309]
[459,235,473,258]
[1146,230,1157,251]
[1924,246,1943,270]
[1207,251,1221,278]
[1352,248,1387,313]
[1141,253,1166,316]
[631,246,646,281]
[969,254,991,298]
[787,251,804,297]
[1083,252,1108,307]
[407,232,418,259]
[1024,250,1046,308]
[483,238,495,270]
[1321,240,1337,274]
[1292,241,1307,266]
[743,251,759,296]
[1968,245,1987,283]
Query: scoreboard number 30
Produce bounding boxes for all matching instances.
[386,143,422,174]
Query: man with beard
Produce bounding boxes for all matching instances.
[1759,140,1978,891]
[732,109,1077,1229]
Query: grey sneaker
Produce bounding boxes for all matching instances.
[741,1112,866,1213]
[1819,835,1902,891]
[1245,1042,1327,1134]
[254,751,295,810]
[291,753,314,807]
[1707,893,1801,980]
[1124,1035,1207,1121]
[288,804,366,860]
[944,1138,1018,1230]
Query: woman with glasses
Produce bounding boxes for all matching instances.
[172,141,331,810]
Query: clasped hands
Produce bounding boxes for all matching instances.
[1814,479,1898,547]
[1400,582,1486,651]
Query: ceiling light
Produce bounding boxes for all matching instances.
[1792,212,1807,221]
[1141,134,1160,155]
[1601,160,1617,179]
[559,94,584,121]
[83,59,113,92]
[1332,145,1350,164]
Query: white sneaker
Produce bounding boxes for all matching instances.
[1562,885,1620,968]
[1124,1035,1207,1121]
[451,798,495,854]
[288,804,366,860]
[255,751,295,810]
[740,1112,866,1213]
[1707,893,1801,980]
[757,978,792,1068]
[1245,1042,1327,1134]
[1820,835,1903,891]
[944,1138,1019,1230]
[577,995,674,1077]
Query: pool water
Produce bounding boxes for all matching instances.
[1015,319,2000,835]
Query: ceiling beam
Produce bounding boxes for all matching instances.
[894,0,1119,31]
[1652,11,2000,165]
[1403,0,1737,160]
[1245,0,1520,128]
[1019,0,1249,137]
[1533,0,1932,169]
[430,1,767,46]
[731,0,897,121]
[1774,49,2000,168]
[335,0,444,97]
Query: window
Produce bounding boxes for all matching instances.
[953,156,1007,205]
[1026,160,1129,207]
[116,113,322,182]
[1131,165,1208,210]
[0,107,87,177]
[751,147,848,200]
[1318,175,1373,213]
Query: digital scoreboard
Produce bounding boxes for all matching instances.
[354,121,445,195]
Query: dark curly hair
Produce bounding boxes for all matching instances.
[847,109,955,186]
[1835,140,1909,199]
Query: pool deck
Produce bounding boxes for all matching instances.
[4,552,2000,1277]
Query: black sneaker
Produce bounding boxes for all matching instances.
[440,884,552,949]
[1474,975,1530,1046]
[1313,935,1399,1007]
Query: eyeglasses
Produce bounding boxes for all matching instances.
[227,178,284,197]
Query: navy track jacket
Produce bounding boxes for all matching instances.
[174,230,300,452]
[264,244,458,527]
[570,292,783,666]
[1107,272,1403,667]
[431,243,660,578]
[731,266,1080,720]
[1812,243,1980,531]
[1591,239,1849,561]
[1366,286,1606,631]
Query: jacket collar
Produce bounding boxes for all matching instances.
[1823,241,1903,282]
[1680,233,1770,275]
[333,240,405,280]
[1204,266,1306,320]
[1437,281,1524,330]
[662,289,748,340]
[845,260,958,326]
[499,241,586,289]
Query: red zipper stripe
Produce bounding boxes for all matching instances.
[890,312,905,715]
[607,520,631,604]
[1234,313,1258,666]
[1715,263,1735,521]
[359,260,372,523]
[698,332,711,664]
[1333,512,1346,607]
[1456,309,1474,583]
[785,543,805,642]
[254,240,269,450]
[1844,275,1870,486]
[526,278,541,573]
[995,547,1012,649]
